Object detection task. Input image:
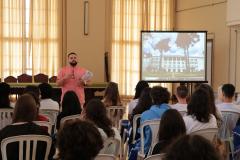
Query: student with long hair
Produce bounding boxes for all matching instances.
[84,99,121,155]
[197,84,222,127]
[56,91,82,130]
[0,94,55,160]
[102,82,122,107]
[23,85,49,122]
[152,109,186,154]
[128,80,149,119]
[128,87,152,144]
[184,88,217,133]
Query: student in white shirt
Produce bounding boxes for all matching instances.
[217,83,240,113]
[170,85,188,113]
[39,83,59,111]
[184,89,217,134]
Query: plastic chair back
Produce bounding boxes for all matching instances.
[95,154,116,160]
[99,137,120,156]
[190,128,218,142]
[60,114,81,129]
[145,153,166,160]
[1,135,52,160]
[0,109,13,129]
[140,119,161,155]
[219,111,240,139]
[106,106,125,128]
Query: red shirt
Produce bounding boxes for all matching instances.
[57,66,86,105]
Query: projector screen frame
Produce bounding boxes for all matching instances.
[140,30,208,83]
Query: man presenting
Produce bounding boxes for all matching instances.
[57,52,91,106]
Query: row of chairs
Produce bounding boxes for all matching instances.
[1,73,57,83]
[128,110,240,160]
[0,108,123,160]
[1,134,121,160]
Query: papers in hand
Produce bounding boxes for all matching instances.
[81,70,93,81]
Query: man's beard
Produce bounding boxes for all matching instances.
[70,61,77,67]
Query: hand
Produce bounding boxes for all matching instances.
[77,78,86,86]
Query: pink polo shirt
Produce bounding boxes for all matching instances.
[57,66,86,105]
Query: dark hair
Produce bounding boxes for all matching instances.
[39,83,52,99]
[24,85,40,97]
[197,84,221,124]
[176,85,188,99]
[222,83,235,98]
[134,80,149,99]
[67,52,77,57]
[103,82,121,107]
[0,82,11,108]
[166,135,221,160]
[12,94,38,123]
[151,86,170,105]
[23,85,40,106]
[85,99,115,137]
[158,109,186,142]
[131,87,152,122]
[187,89,210,123]
[57,120,103,160]
[61,91,82,116]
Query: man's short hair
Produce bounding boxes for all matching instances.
[39,83,52,99]
[176,85,188,99]
[67,52,77,57]
[151,86,170,105]
[222,83,235,98]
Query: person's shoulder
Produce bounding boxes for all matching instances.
[183,115,193,122]
[140,109,152,121]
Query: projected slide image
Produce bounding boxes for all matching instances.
[141,32,206,82]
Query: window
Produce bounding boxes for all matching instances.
[111,0,174,95]
[0,0,62,79]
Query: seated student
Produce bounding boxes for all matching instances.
[128,80,149,120]
[102,81,122,107]
[217,84,240,151]
[38,82,59,111]
[84,99,121,155]
[152,109,186,155]
[170,85,188,113]
[23,85,49,122]
[217,83,240,113]
[0,94,55,160]
[56,91,82,130]
[57,120,103,160]
[141,86,170,154]
[184,88,217,134]
[102,82,123,128]
[165,135,221,160]
[129,87,152,144]
[197,84,222,127]
[0,82,13,108]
